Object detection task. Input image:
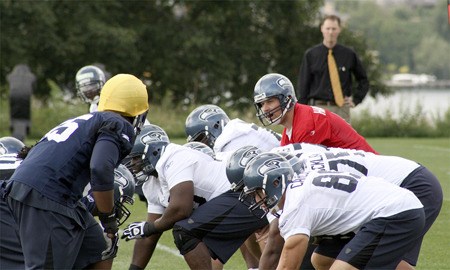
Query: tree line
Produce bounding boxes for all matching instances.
[1,0,389,109]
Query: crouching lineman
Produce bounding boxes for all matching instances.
[241,152,425,270]
[121,125,268,270]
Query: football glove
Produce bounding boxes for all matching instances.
[101,233,119,260]
[98,209,119,235]
[121,221,159,241]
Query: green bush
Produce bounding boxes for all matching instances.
[1,90,449,141]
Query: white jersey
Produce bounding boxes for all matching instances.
[142,143,231,214]
[279,170,423,240]
[214,118,280,161]
[299,147,420,186]
[271,143,329,156]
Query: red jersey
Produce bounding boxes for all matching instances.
[280,103,378,154]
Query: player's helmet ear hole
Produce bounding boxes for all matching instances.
[273,178,280,188]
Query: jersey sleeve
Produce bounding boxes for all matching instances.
[96,117,135,163]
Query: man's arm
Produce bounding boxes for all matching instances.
[154,181,195,231]
[276,234,309,270]
[130,213,163,269]
[297,52,312,104]
[260,219,285,270]
[351,52,369,106]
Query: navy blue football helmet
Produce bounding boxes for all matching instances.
[253,73,297,126]
[0,136,25,156]
[183,141,216,159]
[113,164,135,226]
[75,65,106,104]
[240,152,294,218]
[226,146,262,192]
[125,124,170,181]
[185,104,230,148]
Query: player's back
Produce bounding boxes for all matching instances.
[214,118,280,153]
[156,143,231,206]
[300,147,420,186]
[281,170,423,237]
[9,112,134,206]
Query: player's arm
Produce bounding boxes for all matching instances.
[260,219,285,269]
[276,234,309,270]
[154,181,194,231]
[90,139,120,237]
[130,213,163,270]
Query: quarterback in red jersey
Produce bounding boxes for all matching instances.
[252,73,378,270]
[253,73,377,154]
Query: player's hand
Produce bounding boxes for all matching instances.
[101,233,119,260]
[121,221,159,241]
[98,209,119,238]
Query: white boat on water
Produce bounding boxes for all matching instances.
[386,73,437,87]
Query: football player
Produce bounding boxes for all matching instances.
[253,72,378,269]
[241,153,425,270]
[1,74,149,269]
[293,145,442,270]
[121,125,268,270]
[76,65,149,204]
[185,104,281,268]
[253,73,377,153]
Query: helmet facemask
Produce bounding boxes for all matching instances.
[132,111,149,135]
[115,193,133,226]
[113,164,136,226]
[77,81,104,104]
[239,187,275,219]
[188,128,216,149]
[254,95,294,126]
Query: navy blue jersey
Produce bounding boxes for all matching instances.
[9,112,134,207]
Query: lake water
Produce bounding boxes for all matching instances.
[353,88,450,120]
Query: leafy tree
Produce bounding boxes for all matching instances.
[1,0,388,108]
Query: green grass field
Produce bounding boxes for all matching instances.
[112,137,450,270]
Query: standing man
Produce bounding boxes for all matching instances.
[2,74,149,269]
[297,15,369,122]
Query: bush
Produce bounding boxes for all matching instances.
[1,90,448,141]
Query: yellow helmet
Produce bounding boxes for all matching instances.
[98,74,149,117]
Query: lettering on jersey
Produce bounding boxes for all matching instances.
[165,160,174,170]
[311,106,326,115]
[199,108,224,121]
[290,173,307,189]
[121,133,130,142]
[257,158,281,176]
[308,153,326,171]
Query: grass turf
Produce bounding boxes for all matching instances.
[113,137,449,270]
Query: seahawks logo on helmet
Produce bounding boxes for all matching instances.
[114,169,131,190]
[257,158,281,176]
[276,77,290,88]
[240,149,260,167]
[140,131,168,144]
[199,108,226,121]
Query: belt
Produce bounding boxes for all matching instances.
[308,99,335,106]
